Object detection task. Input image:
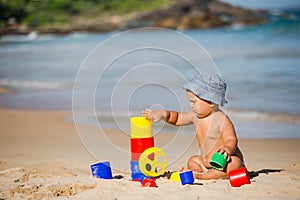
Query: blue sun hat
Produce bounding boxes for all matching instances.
[183,72,228,106]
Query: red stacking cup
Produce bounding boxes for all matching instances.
[130,137,154,160]
[228,167,250,187]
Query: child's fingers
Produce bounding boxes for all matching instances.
[226,156,231,162]
[223,151,229,160]
[218,149,225,154]
[222,151,231,161]
[142,109,150,114]
[142,109,153,120]
[141,111,147,117]
[179,166,185,172]
[217,149,230,161]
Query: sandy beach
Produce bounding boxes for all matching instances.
[0,108,299,199]
[1,1,300,198]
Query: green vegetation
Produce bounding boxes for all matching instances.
[0,0,169,28]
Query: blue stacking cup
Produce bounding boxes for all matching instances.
[180,171,194,185]
[91,161,113,179]
[130,160,144,181]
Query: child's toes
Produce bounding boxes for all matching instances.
[179,166,185,172]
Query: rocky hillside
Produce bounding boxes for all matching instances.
[124,0,268,30]
[1,0,269,35]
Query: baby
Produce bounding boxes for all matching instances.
[142,72,244,180]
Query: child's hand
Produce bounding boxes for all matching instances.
[218,148,231,162]
[142,109,163,122]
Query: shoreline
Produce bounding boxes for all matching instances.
[0,108,299,199]
[1,107,299,164]
[0,107,299,166]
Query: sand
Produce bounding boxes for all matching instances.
[0,108,299,199]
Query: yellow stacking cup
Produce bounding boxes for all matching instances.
[130,117,152,138]
[170,172,181,182]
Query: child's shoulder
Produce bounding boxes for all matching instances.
[214,109,226,117]
[213,109,231,122]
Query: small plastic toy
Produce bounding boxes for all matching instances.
[130,137,154,160]
[130,117,152,138]
[170,172,181,182]
[139,147,168,177]
[180,171,194,185]
[228,167,250,187]
[130,160,144,181]
[210,152,227,170]
[90,161,113,179]
[141,177,157,187]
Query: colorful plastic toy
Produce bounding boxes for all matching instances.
[141,177,157,187]
[210,152,227,170]
[170,172,181,182]
[91,161,113,179]
[228,167,250,187]
[130,137,154,160]
[180,171,194,185]
[130,117,152,138]
[130,117,155,181]
[139,147,168,177]
[130,160,144,181]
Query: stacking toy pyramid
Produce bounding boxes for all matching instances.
[130,117,154,181]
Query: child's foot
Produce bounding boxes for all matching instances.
[179,166,203,180]
[179,166,187,172]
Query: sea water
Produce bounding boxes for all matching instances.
[0,10,299,138]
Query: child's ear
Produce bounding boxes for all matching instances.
[210,103,218,111]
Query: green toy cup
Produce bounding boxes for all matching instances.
[210,152,227,170]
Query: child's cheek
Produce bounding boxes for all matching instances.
[195,104,200,111]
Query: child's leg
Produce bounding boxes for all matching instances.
[187,156,227,179]
[195,168,227,180]
[225,155,244,173]
[186,155,206,173]
[192,155,243,180]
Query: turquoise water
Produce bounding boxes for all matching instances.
[0,10,299,138]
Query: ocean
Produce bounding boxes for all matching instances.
[0,9,299,139]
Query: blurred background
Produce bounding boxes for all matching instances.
[0,0,299,138]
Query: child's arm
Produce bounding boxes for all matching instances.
[218,116,238,161]
[142,109,194,126]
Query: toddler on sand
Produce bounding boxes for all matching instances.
[142,72,244,180]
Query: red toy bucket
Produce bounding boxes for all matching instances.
[228,167,250,187]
